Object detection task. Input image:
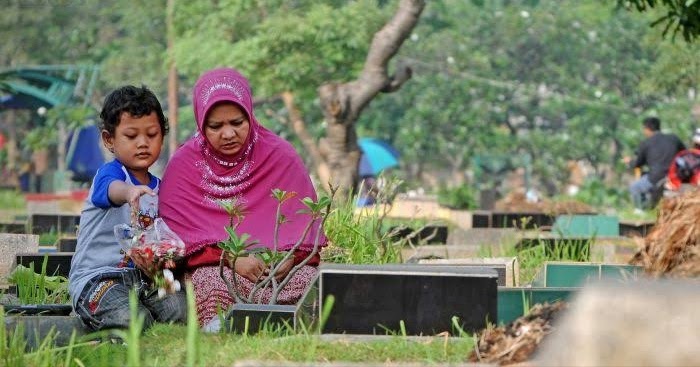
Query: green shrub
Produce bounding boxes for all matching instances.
[437,185,478,210]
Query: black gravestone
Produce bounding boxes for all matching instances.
[491,212,555,229]
[31,214,80,235]
[0,222,28,234]
[57,237,77,252]
[318,264,498,335]
[471,211,491,228]
[15,253,73,278]
[225,304,297,333]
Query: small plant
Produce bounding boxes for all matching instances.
[217,187,334,305]
[437,185,478,210]
[7,256,69,305]
[324,178,407,264]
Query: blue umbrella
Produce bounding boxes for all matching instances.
[358,138,400,177]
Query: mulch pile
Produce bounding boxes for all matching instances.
[630,190,700,277]
[469,301,567,365]
[494,191,592,214]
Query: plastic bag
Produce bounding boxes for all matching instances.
[114,218,185,297]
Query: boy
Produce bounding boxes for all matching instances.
[69,86,186,331]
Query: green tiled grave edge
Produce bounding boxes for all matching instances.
[497,287,576,325]
[552,215,620,237]
[533,262,642,287]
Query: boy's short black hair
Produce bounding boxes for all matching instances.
[99,85,169,136]
[642,117,661,132]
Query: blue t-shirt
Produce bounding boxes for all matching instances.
[68,159,160,307]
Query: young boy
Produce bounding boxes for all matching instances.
[69,86,186,331]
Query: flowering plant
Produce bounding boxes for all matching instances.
[115,217,186,298]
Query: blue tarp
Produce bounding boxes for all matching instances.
[66,125,104,182]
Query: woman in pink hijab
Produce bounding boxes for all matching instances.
[159,68,325,329]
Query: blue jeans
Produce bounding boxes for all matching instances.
[629,175,654,209]
[74,269,187,331]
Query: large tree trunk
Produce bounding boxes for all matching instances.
[316,0,426,194]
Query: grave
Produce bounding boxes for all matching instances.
[226,304,297,333]
[417,257,519,287]
[471,211,557,229]
[57,237,78,252]
[0,221,28,234]
[316,264,498,335]
[618,219,655,237]
[15,253,73,278]
[497,287,576,325]
[552,215,619,237]
[30,214,80,235]
[531,261,642,288]
[0,234,39,279]
[4,316,87,349]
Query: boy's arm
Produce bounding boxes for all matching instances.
[108,181,156,209]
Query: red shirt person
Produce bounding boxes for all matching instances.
[667,129,700,190]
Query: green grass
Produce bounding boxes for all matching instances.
[71,324,474,366]
[479,237,592,285]
[0,189,25,211]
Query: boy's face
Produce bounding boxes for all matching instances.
[102,112,163,174]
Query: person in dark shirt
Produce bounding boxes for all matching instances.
[624,117,685,209]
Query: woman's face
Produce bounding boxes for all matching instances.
[203,102,250,157]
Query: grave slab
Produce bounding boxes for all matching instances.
[417,257,519,287]
[618,219,655,238]
[57,237,77,252]
[30,214,80,235]
[317,264,498,335]
[446,228,519,247]
[0,221,28,234]
[15,252,73,278]
[4,315,87,350]
[0,234,39,279]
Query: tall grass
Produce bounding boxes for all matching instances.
[480,238,592,284]
[8,256,69,305]
[323,186,404,265]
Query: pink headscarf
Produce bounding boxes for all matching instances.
[159,68,325,256]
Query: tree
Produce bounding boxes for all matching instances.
[174,0,425,193]
[617,0,700,41]
[316,0,425,192]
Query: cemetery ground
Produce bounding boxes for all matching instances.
[1,188,698,366]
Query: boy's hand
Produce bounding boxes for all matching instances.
[232,256,267,282]
[126,185,156,209]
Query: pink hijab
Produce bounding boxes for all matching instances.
[159,68,325,256]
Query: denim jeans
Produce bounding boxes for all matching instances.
[629,175,654,209]
[74,269,187,331]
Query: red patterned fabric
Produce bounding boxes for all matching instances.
[191,265,317,326]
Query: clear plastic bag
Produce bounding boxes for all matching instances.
[114,218,185,296]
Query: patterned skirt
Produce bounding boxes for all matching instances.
[190,264,317,326]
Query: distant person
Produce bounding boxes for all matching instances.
[624,117,685,209]
[666,128,700,191]
[69,86,186,331]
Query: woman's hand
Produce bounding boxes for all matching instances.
[232,256,267,282]
[269,258,294,282]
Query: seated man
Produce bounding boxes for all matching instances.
[625,117,685,209]
[667,128,700,192]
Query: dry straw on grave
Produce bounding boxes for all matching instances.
[630,190,700,277]
[469,301,567,365]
